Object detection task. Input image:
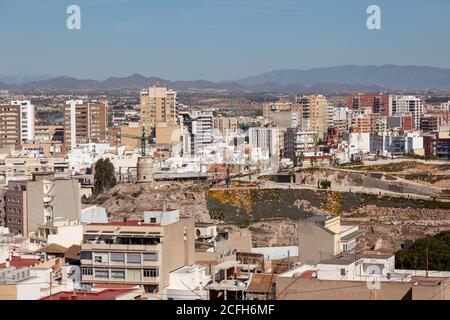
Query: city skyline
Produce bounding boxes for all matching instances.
[1,0,450,81]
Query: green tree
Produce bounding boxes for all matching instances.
[291,155,298,168]
[298,152,304,167]
[94,158,117,196]
[395,231,450,271]
[320,180,331,189]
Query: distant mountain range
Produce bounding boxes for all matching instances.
[0,74,53,85]
[237,65,450,91]
[1,65,450,93]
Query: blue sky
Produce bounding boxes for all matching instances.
[0,0,449,81]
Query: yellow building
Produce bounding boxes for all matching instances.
[119,123,144,149]
[140,86,177,131]
[155,122,180,146]
[295,95,331,138]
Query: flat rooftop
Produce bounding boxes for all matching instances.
[92,220,160,227]
[172,265,205,274]
[207,280,247,291]
[318,253,393,265]
[41,289,135,300]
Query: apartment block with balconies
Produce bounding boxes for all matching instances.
[80,209,195,294]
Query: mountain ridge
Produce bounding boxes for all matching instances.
[237,65,450,90]
[1,65,450,93]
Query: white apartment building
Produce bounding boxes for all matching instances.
[248,127,283,159]
[333,106,350,130]
[162,265,211,300]
[10,100,35,142]
[405,132,424,155]
[438,101,450,111]
[178,110,213,156]
[391,96,424,130]
[284,129,317,159]
[316,253,411,283]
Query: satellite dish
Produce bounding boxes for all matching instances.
[66,265,81,289]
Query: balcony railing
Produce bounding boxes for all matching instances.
[81,243,160,251]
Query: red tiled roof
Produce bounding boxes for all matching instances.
[64,245,81,261]
[0,256,40,270]
[40,289,135,300]
[299,270,317,279]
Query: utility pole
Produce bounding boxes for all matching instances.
[426,247,429,278]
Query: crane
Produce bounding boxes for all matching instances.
[114,126,150,156]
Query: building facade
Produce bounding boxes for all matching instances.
[295,95,331,139]
[4,173,81,236]
[0,104,21,149]
[284,128,317,159]
[64,100,107,152]
[391,96,423,130]
[80,209,195,295]
[178,110,213,156]
[347,93,391,116]
[140,86,177,132]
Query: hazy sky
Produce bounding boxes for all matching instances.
[0,0,449,81]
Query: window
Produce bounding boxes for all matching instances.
[149,217,157,223]
[93,252,108,263]
[127,254,141,264]
[143,252,158,262]
[143,268,159,278]
[111,269,125,279]
[94,269,109,278]
[81,268,93,275]
[340,268,346,276]
[127,269,141,282]
[80,250,93,260]
[111,253,125,263]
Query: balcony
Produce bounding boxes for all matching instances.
[81,243,160,251]
[81,275,93,281]
[142,276,160,284]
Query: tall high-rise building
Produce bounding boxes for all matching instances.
[0,100,35,149]
[11,100,35,142]
[140,86,177,131]
[178,110,213,156]
[295,95,331,139]
[346,93,391,116]
[64,100,107,152]
[391,96,424,130]
[0,104,21,149]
